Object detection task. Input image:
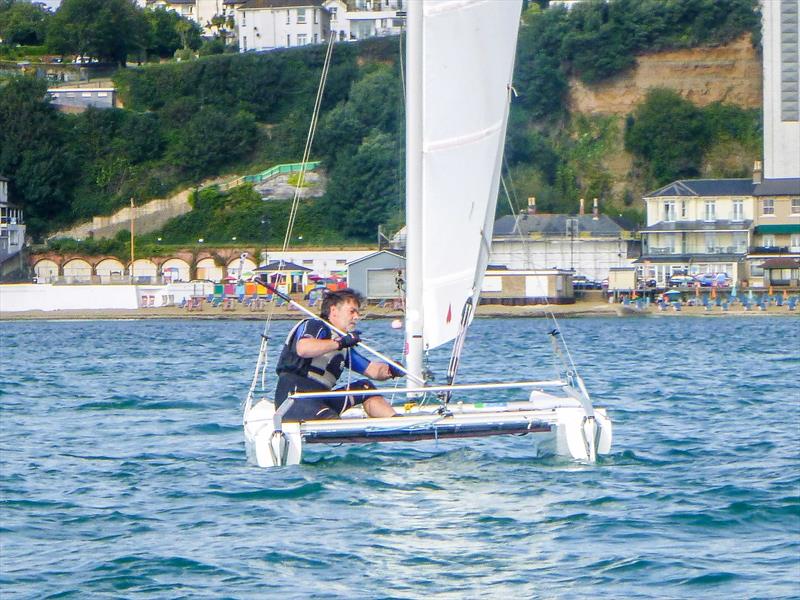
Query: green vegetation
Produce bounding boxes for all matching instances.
[1,0,204,63]
[2,0,762,241]
[515,0,760,119]
[624,88,761,186]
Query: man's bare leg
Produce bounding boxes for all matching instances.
[363,395,397,417]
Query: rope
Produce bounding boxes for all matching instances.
[247,34,337,405]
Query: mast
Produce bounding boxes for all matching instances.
[404,0,424,382]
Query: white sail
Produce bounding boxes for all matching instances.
[409,0,522,353]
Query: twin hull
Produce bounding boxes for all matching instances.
[243,393,612,468]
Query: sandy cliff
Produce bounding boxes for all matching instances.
[569,35,762,116]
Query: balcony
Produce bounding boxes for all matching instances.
[644,246,746,256]
[750,246,790,254]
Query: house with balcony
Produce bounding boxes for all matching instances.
[638,179,755,285]
[236,0,330,51]
[323,0,404,42]
[0,175,28,280]
[747,174,800,287]
[491,199,637,284]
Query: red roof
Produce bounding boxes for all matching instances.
[759,257,800,269]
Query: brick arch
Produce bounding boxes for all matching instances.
[33,258,60,282]
[62,257,93,283]
[95,257,126,282]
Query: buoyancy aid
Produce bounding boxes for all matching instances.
[276,319,346,388]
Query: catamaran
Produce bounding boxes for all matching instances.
[243,0,612,467]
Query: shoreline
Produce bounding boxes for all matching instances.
[2,301,797,321]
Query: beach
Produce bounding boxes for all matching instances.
[2,299,797,321]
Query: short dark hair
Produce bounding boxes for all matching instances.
[320,288,364,320]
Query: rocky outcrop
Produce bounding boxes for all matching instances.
[569,35,761,116]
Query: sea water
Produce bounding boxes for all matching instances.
[1,316,798,599]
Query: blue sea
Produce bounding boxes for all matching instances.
[1,315,799,599]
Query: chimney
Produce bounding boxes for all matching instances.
[579,198,585,216]
[593,197,599,220]
[753,160,762,184]
[527,196,536,215]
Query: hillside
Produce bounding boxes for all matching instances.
[1,0,762,248]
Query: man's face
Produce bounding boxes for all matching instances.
[329,299,361,333]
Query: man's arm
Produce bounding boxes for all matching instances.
[296,337,339,358]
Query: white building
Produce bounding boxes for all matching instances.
[761,0,800,180]
[236,0,329,51]
[323,0,404,42]
[491,204,636,284]
[0,175,26,262]
[264,249,372,276]
[143,0,241,35]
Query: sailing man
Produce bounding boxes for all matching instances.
[274,288,399,421]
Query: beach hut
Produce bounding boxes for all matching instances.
[254,261,311,294]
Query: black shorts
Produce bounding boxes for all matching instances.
[275,373,376,422]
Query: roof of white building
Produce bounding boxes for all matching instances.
[239,0,324,8]
[494,213,630,237]
[645,179,755,198]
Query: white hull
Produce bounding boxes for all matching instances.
[243,392,612,468]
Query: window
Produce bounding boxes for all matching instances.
[704,200,716,222]
[243,36,247,51]
[762,234,776,247]
[336,259,347,265]
[286,9,290,24]
[750,263,764,276]
[313,33,318,43]
[663,200,675,222]
[705,232,716,253]
[297,8,306,23]
[732,199,743,221]
[287,34,291,46]
[680,200,687,219]
[330,7,337,21]
[242,11,245,25]
[792,198,800,214]
[297,34,307,45]
[314,8,319,24]
[763,198,775,215]
[791,234,800,252]
[302,259,313,265]
[733,232,747,253]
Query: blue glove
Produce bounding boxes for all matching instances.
[337,331,361,350]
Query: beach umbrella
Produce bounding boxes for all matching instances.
[664,289,681,300]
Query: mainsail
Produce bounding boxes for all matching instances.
[405,0,523,377]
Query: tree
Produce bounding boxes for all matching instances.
[0,76,75,237]
[0,0,51,46]
[145,7,198,58]
[624,89,709,184]
[46,0,148,66]
[324,131,402,239]
[167,106,257,177]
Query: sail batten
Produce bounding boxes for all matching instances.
[411,0,523,353]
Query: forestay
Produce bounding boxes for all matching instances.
[418,0,522,350]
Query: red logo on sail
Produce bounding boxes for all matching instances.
[446,304,452,323]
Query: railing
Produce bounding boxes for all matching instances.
[645,246,746,255]
[751,246,790,254]
[219,161,321,191]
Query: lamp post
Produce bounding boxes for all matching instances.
[130,197,135,282]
